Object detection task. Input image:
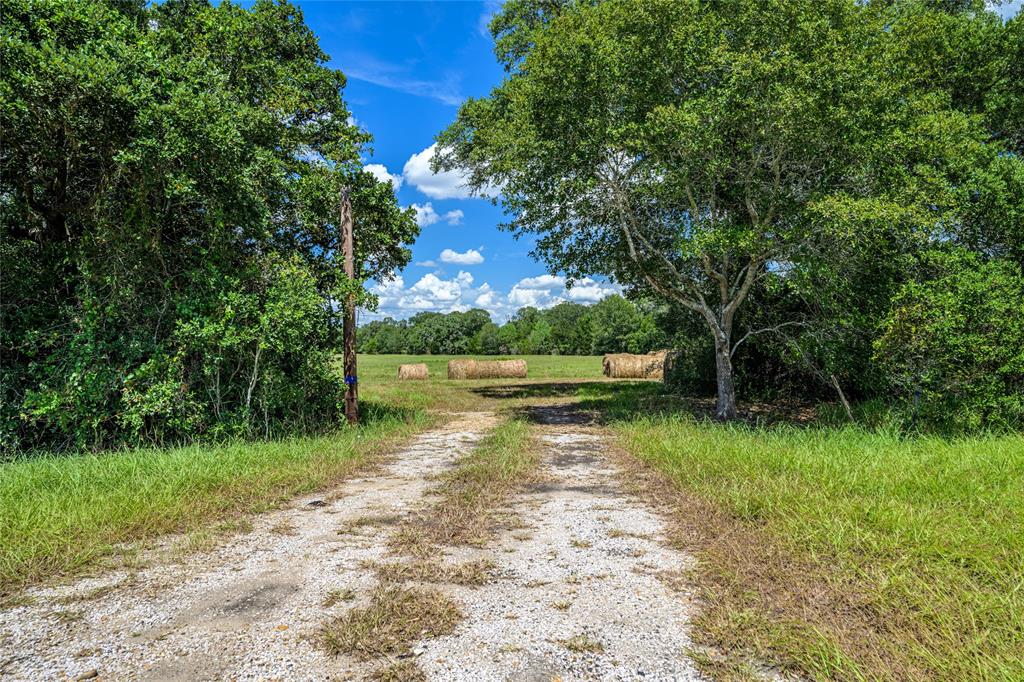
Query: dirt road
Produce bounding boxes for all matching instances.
[0,408,704,681]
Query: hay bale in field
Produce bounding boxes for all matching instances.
[603,350,668,379]
[447,359,528,379]
[397,363,429,380]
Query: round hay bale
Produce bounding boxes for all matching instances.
[447,359,528,379]
[603,352,664,379]
[447,359,474,379]
[397,363,429,380]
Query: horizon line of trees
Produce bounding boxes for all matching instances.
[358,294,667,356]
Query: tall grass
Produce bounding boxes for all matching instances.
[618,416,1024,680]
[0,412,425,593]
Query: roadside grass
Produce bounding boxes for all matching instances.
[0,409,427,594]
[391,418,538,552]
[614,412,1024,681]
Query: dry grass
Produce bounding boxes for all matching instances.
[322,583,461,660]
[364,558,495,586]
[322,587,356,607]
[268,519,297,536]
[569,538,592,549]
[613,447,881,679]
[391,419,538,553]
[557,633,605,654]
[369,659,426,682]
[337,513,403,535]
[55,577,134,605]
[551,600,572,611]
[687,647,765,682]
[607,528,650,540]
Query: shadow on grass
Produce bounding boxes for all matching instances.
[358,399,422,426]
[471,380,821,429]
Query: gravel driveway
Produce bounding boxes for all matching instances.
[0,409,705,681]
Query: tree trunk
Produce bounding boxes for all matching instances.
[713,337,738,420]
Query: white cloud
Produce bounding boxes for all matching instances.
[403,143,475,200]
[507,285,563,308]
[507,275,618,309]
[411,203,440,227]
[364,163,403,190]
[364,272,618,321]
[566,278,619,302]
[515,274,565,289]
[410,202,464,227]
[440,248,484,265]
[408,272,469,301]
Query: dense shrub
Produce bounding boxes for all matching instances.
[875,252,1024,430]
[0,0,416,451]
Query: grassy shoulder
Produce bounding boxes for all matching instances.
[614,414,1024,681]
[1,409,428,595]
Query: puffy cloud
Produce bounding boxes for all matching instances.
[507,284,563,308]
[403,143,475,200]
[475,289,497,308]
[364,163,403,190]
[408,271,473,302]
[440,248,484,265]
[515,274,565,289]
[566,277,619,302]
[411,203,439,227]
[507,275,619,309]
[365,272,618,321]
[411,202,463,227]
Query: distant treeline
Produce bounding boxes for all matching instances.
[358,295,668,356]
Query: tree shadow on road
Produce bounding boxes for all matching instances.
[470,380,819,428]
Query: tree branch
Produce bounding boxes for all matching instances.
[730,320,808,357]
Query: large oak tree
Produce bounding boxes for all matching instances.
[437,0,1009,418]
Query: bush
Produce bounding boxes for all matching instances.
[875,252,1024,430]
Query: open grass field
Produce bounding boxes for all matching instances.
[356,353,608,412]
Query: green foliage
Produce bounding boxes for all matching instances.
[875,252,1024,430]
[357,295,668,357]
[0,0,417,451]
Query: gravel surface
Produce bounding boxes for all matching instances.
[416,423,705,682]
[0,413,498,681]
[1,410,707,681]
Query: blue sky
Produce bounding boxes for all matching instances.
[287,0,1022,322]
[286,0,620,322]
